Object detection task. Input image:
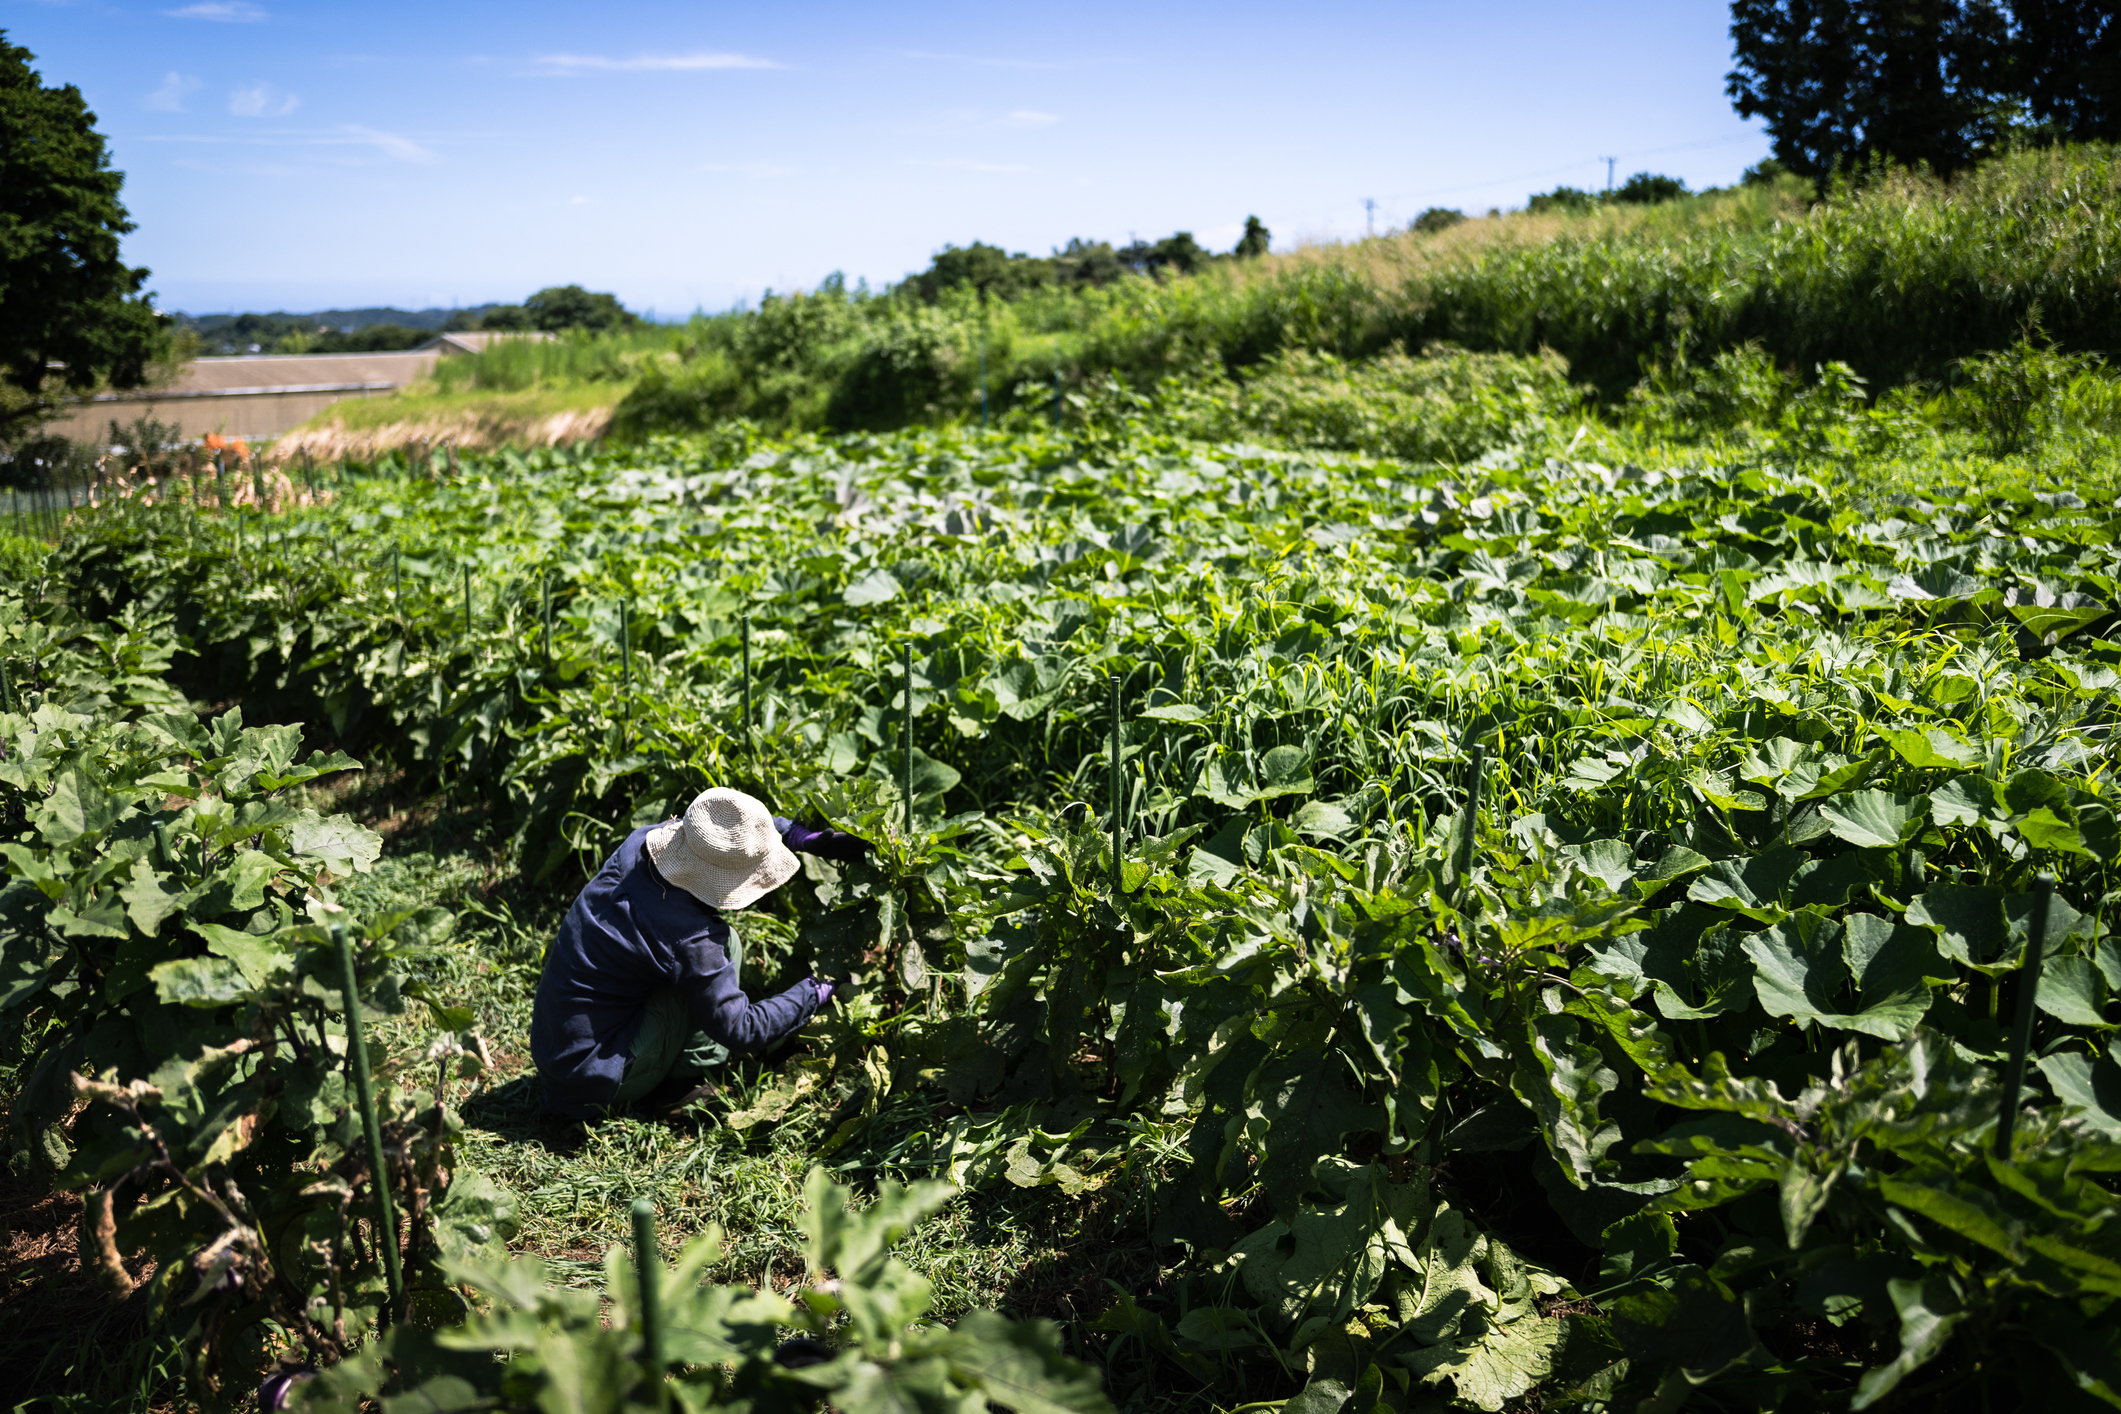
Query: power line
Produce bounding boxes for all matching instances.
[1363,131,1766,215]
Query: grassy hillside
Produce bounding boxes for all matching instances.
[282,144,2121,459]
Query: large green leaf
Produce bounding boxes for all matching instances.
[942,1311,1114,1414]
[1400,1313,1565,1413]
[1879,726,1981,770]
[1231,1162,1426,1344]
[1851,1275,1964,1409]
[843,568,903,607]
[1253,1055,1382,1220]
[1608,1266,1757,1384]
[1907,882,2013,974]
[1511,1014,1621,1187]
[289,810,384,875]
[1742,913,1935,1039]
[2039,1050,2121,1138]
[150,955,255,1008]
[1818,790,1927,849]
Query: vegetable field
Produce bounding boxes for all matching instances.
[8,411,2121,1413]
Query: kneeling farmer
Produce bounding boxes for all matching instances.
[532,787,868,1119]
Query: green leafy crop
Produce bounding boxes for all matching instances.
[23,413,2121,1411]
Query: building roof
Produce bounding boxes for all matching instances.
[151,350,440,394]
[416,331,559,355]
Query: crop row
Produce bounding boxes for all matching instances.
[22,424,2121,1410]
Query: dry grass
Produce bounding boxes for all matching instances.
[274,384,622,462]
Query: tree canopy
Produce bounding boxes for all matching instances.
[1728,0,2120,182]
[0,34,166,440]
[521,285,636,333]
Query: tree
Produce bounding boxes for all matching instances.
[0,35,167,441]
[1233,216,1271,258]
[1528,186,1599,214]
[2012,0,2121,140]
[905,243,1054,303]
[1726,0,2050,182]
[1613,172,1691,204]
[1411,207,1466,234]
[522,285,636,333]
[1117,232,1210,276]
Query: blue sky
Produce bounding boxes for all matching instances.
[6,0,1769,317]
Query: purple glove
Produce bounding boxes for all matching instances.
[813,977,837,1005]
[780,819,873,863]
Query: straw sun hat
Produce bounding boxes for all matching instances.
[644,788,800,911]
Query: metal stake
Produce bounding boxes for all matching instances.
[333,923,403,1318]
[1996,873,2055,1158]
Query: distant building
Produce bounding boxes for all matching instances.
[43,331,554,443]
[416,331,557,356]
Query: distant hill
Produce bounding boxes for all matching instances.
[173,305,511,356]
[178,306,506,336]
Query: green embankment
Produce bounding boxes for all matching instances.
[299,145,2121,459]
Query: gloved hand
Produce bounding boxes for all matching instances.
[783,820,873,863]
[813,976,838,1006]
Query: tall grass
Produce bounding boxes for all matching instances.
[416,144,2121,437]
[424,326,696,394]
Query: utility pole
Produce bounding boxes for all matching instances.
[1363,197,1376,237]
[1601,156,1616,194]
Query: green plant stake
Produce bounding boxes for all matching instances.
[1995,872,2054,1158]
[1,656,14,714]
[1051,368,1062,428]
[463,563,472,640]
[621,598,633,735]
[1110,673,1123,895]
[740,613,753,754]
[902,643,914,836]
[541,575,553,670]
[392,546,402,610]
[1456,740,1487,909]
[631,1199,667,1411]
[332,922,404,1320]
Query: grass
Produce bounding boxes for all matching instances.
[259,147,2121,461]
[275,145,2121,459]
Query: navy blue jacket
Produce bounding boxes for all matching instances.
[531,821,821,1118]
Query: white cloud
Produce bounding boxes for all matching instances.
[142,72,201,112]
[166,2,268,20]
[339,125,440,163]
[530,51,778,75]
[139,126,444,166]
[568,195,593,205]
[1006,110,1060,126]
[229,82,298,117]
